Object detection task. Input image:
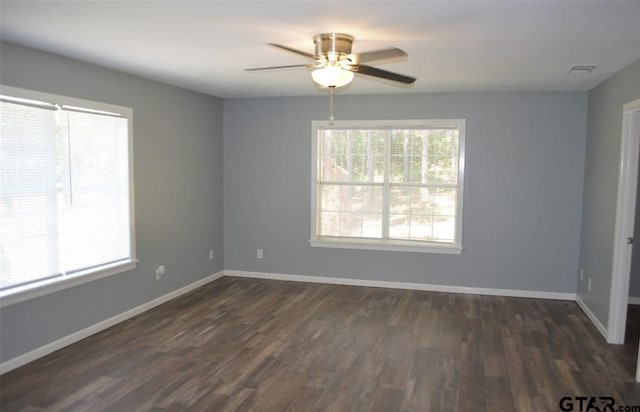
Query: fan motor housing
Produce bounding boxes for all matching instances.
[314,33,354,57]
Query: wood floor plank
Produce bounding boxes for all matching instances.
[2,276,640,411]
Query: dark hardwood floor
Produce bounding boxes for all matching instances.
[2,276,640,411]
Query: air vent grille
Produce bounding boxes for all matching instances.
[568,65,597,74]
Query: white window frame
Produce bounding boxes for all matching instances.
[0,85,137,307]
[310,119,465,254]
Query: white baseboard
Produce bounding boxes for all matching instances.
[0,270,224,375]
[628,296,640,305]
[224,270,576,301]
[575,295,608,340]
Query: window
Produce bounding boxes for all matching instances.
[310,119,465,254]
[0,86,135,305]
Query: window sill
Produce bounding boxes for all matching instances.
[0,260,138,308]
[310,238,463,254]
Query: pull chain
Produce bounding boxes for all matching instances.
[329,86,335,121]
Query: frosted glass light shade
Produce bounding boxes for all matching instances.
[311,66,354,88]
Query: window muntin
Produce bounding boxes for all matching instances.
[0,86,135,303]
[311,120,465,253]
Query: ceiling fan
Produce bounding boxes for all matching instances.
[246,33,417,88]
[245,33,416,120]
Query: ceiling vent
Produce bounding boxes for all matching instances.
[568,64,598,74]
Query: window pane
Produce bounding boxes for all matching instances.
[319,183,383,238]
[429,130,458,184]
[390,129,458,184]
[433,187,457,217]
[320,184,383,214]
[320,211,340,236]
[389,186,435,216]
[389,183,426,240]
[391,129,424,184]
[320,211,383,238]
[1,101,60,289]
[319,129,385,183]
[58,111,130,272]
[433,216,455,242]
[389,214,410,239]
[410,216,434,240]
[362,214,382,238]
[389,186,456,243]
[0,96,131,291]
[336,212,382,238]
[340,212,362,237]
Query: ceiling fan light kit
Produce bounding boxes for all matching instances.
[246,32,416,119]
[311,66,354,88]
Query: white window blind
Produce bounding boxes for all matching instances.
[310,120,465,254]
[0,90,134,295]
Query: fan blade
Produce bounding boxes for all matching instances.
[268,43,319,61]
[352,64,416,84]
[245,64,315,72]
[352,47,407,64]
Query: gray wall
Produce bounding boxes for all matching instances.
[224,92,587,292]
[579,58,640,325]
[0,42,224,363]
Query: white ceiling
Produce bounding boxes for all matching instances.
[1,1,640,98]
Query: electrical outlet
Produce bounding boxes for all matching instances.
[257,249,263,259]
[209,249,214,261]
[580,268,584,281]
[155,265,166,280]
[588,277,592,292]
